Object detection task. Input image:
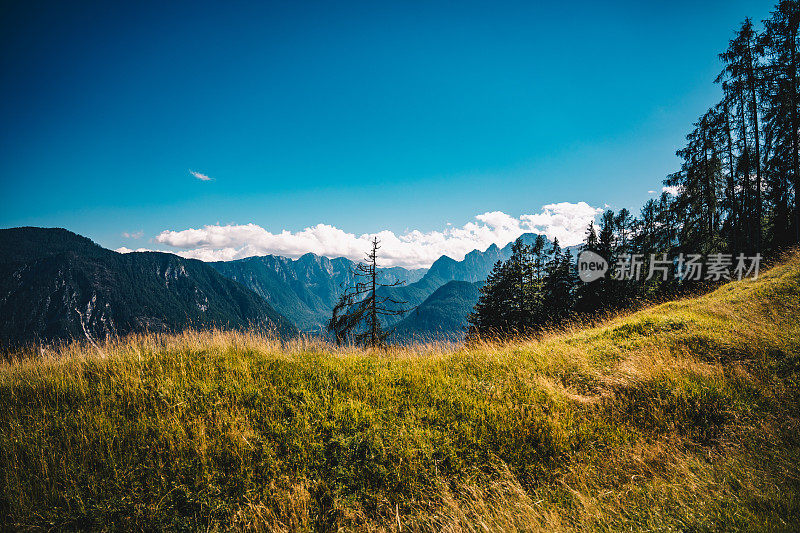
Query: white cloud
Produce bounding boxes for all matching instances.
[662,185,682,196]
[190,170,213,181]
[153,202,602,269]
[520,202,603,249]
[122,230,143,239]
[647,190,656,194]
[115,246,156,254]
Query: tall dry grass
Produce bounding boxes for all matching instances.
[1,252,799,531]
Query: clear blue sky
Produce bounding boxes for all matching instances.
[0,0,776,253]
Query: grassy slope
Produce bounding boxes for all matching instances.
[1,252,799,531]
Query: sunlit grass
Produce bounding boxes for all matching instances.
[1,251,799,531]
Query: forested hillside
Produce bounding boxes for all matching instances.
[0,228,296,348]
[392,280,482,341]
[471,1,800,338]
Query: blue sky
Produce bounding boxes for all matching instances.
[0,0,776,267]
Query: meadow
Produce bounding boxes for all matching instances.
[1,252,799,531]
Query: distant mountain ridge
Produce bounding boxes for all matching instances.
[0,228,296,349]
[211,232,547,333]
[376,233,546,322]
[0,227,555,349]
[209,253,426,331]
[392,280,482,342]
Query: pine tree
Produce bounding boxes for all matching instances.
[633,199,659,257]
[575,225,604,315]
[468,259,514,338]
[584,221,599,252]
[530,234,548,324]
[614,208,634,254]
[718,18,765,252]
[760,0,800,245]
[542,239,576,321]
[327,238,407,347]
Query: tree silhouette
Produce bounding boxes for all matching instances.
[327,237,408,347]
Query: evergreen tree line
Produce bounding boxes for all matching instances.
[469,0,799,338]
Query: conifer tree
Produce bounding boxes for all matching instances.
[327,238,407,347]
[530,234,548,323]
[614,208,634,253]
[468,259,513,337]
[542,238,575,321]
[584,221,599,252]
[760,0,800,245]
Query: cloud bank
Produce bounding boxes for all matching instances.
[147,202,601,269]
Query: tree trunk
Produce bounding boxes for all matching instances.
[746,42,763,252]
[790,22,800,243]
[370,243,377,347]
[724,98,738,251]
[738,84,753,252]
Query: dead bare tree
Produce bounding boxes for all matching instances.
[327,237,408,347]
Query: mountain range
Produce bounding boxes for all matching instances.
[0,227,551,349]
[0,228,296,349]
[392,280,483,342]
[208,254,425,331]
[209,234,545,336]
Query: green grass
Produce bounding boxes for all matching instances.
[1,252,800,531]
